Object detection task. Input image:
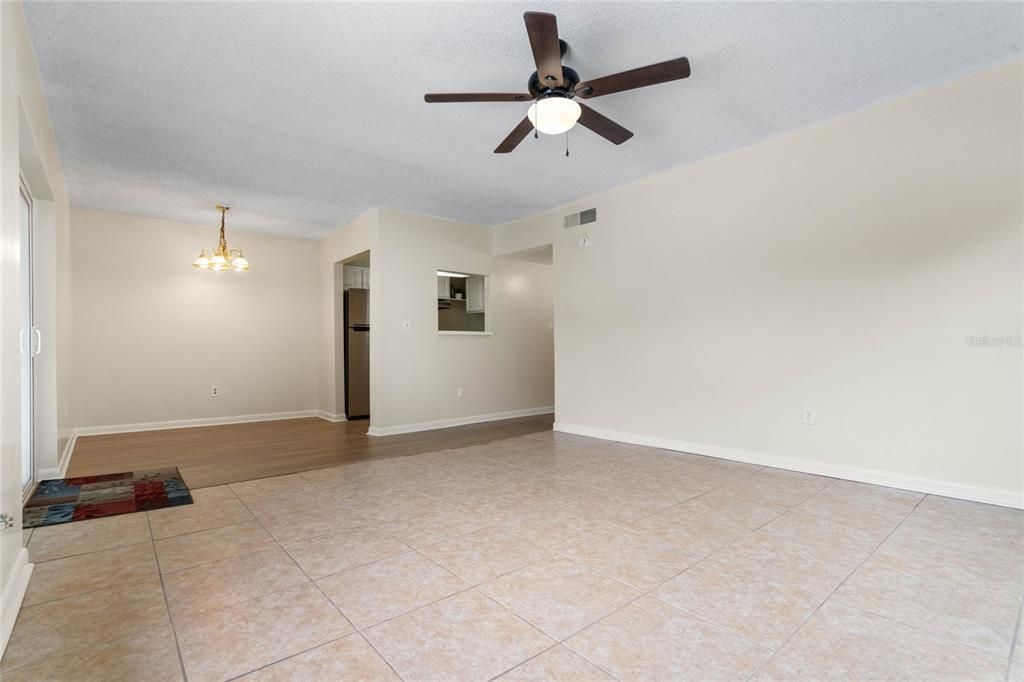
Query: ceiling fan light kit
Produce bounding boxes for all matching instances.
[424,11,690,154]
[527,96,581,135]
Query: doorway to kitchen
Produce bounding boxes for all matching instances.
[340,252,371,420]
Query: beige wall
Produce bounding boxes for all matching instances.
[0,0,72,651]
[494,61,1023,506]
[316,208,555,432]
[71,209,319,428]
[369,209,554,432]
[70,203,555,435]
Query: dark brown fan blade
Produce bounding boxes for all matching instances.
[575,57,690,99]
[425,93,533,103]
[524,12,563,87]
[494,117,535,154]
[577,104,633,145]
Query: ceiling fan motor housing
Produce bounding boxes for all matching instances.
[529,65,580,100]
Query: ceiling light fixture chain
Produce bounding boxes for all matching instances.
[192,205,250,272]
[218,205,228,252]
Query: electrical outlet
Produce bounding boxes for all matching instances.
[402,320,411,331]
[801,406,815,425]
[211,386,220,398]
[456,387,464,398]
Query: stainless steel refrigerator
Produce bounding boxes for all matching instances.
[344,289,370,419]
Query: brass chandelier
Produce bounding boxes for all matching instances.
[192,205,249,272]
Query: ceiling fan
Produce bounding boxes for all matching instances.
[424,11,691,154]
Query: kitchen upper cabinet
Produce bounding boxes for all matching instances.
[437,276,451,299]
[466,275,485,313]
[344,266,370,290]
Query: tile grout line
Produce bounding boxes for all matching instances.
[151,518,280,575]
[466,539,642,681]
[826,539,1024,600]
[398,453,832,676]
[604,463,829,533]
[801,502,1022,666]
[484,642,565,682]
[740,491,929,680]
[825,590,1019,665]
[479,580,628,682]
[352,628,407,682]
[1006,601,1022,682]
[549,485,915,679]
[550,535,779,670]
[14,541,159,609]
[299,528,600,677]
[226,486,407,680]
[172,483,335,678]
[25,533,147,564]
[146,511,191,682]
[149,513,258,543]
[231,479,492,681]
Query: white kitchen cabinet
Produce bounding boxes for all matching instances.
[437,276,450,299]
[344,266,370,290]
[466,276,485,313]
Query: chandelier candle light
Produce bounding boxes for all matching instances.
[192,205,249,272]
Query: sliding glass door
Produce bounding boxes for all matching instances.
[19,180,34,496]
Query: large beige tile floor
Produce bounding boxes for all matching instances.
[5,430,1023,681]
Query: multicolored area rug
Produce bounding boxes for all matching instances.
[23,467,193,528]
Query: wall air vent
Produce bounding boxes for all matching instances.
[563,207,597,229]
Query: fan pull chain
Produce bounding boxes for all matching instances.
[565,130,570,157]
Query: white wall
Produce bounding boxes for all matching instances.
[494,61,1023,506]
[0,0,72,653]
[71,209,319,428]
[369,209,554,433]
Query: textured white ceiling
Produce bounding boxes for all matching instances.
[23,2,1023,238]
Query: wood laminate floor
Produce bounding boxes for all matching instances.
[67,414,554,489]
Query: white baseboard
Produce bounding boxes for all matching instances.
[36,432,76,481]
[75,410,327,437]
[368,406,554,437]
[315,410,347,423]
[0,548,33,658]
[554,422,1024,510]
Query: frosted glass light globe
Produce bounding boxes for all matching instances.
[527,97,581,135]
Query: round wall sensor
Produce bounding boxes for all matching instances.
[578,235,590,248]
